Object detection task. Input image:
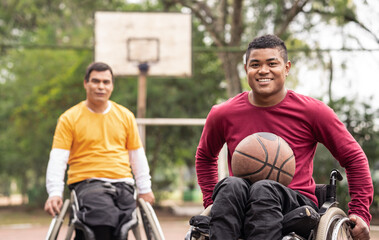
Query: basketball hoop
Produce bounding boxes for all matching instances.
[127,38,160,64]
[94,11,192,147]
[94,12,191,77]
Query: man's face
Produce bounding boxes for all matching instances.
[84,70,114,105]
[244,48,290,99]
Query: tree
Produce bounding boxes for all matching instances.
[166,0,379,97]
[0,48,91,204]
[0,0,141,205]
[1,0,378,207]
[0,0,227,205]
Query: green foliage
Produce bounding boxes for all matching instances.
[313,96,379,212]
[0,0,378,209]
[0,47,91,205]
[112,21,226,194]
[0,0,227,205]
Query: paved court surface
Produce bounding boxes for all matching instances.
[1,206,379,240]
[0,220,191,240]
[0,207,193,240]
[2,222,379,240]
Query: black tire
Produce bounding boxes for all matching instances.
[138,198,165,240]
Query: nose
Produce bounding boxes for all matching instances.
[259,64,269,74]
[98,81,105,89]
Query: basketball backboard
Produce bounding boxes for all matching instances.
[94,12,192,77]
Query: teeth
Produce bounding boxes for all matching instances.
[257,79,271,82]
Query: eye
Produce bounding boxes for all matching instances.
[250,63,259,68]
[268,62,278,66]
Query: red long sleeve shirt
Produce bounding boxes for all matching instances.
[196,90,373,225]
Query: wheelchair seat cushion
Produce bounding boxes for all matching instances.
[282,205,320,239]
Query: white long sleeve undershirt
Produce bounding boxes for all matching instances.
[46,147,152,198]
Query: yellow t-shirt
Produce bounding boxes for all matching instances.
[52,101,142,185]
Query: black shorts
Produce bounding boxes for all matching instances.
[69,180,136,233]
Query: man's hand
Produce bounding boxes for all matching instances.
[138,191,155,205]
[349,214,370,240]
[44,196,63,217]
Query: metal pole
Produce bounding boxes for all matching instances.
[137,63,149,148]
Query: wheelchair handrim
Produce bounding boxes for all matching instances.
[331,217,353,240]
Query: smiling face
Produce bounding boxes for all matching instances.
[244,47,291,107]
[84,70,114,112]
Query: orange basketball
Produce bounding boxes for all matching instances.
[231,132,295,186]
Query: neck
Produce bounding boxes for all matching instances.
[248,89,287,107]
[85,100,109,113]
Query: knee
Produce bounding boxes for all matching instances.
[223,176,251,192]
[250,179,280,197]
[212,177,250,200]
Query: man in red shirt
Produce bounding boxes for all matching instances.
[196,34,372,239]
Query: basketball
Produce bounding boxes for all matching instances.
[231,132,295,186]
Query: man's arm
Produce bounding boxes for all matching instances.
[129,147,155,204]
[313,103,373,236]
[44,148,69,216]
[196,148,219,208]
[196,107,226,208]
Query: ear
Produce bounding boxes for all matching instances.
[285,61,291,75]
[244,64,247,73]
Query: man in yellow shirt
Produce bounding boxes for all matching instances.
[44,62,155,240]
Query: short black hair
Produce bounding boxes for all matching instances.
[84,62,114,82]
[245,34,288,64]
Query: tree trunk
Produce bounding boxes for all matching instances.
[218,51,243,97]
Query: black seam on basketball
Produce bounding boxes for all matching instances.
[255,134,269,165]
[234,150,267,176]
[266,137,280,179]
[233,151,294,179]
[277,155,295,180]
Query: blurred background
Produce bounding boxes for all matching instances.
[0,0,378,228]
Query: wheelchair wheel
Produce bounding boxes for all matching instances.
[138,198,165,240]
[315,207,353,240]
[46,199,71,240]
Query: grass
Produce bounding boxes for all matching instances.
[0,206,52,226]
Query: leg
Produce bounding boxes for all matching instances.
[92,226,115,240]
[113,182,137,235]
[74,229,85,240]
[209,177,251,240]
[244,180,317,240]
[72,181,136,239]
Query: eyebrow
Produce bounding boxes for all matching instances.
[90,78,111,82]
[248,57,279,64]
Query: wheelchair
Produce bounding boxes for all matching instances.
[185,169,354,240]
[45,188,165,240]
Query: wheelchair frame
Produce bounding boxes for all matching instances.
[45,190,165,240]
[186,169,354,240]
